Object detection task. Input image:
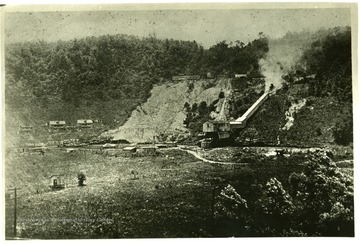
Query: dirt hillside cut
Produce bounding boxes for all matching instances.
[104,78,232,143]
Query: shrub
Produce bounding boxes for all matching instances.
[77,172,86,186]
[333,118,353,145]
[212,154,354,237]
[214,184,248,221]
[218,91,225,99]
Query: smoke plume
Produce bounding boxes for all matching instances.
[259,33,313,91]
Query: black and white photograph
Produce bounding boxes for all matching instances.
[1,1,357,240]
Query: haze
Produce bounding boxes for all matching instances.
[5,7,351,48]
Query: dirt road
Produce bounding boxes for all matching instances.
[177,147,239,165]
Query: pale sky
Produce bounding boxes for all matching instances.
[4,6,352,48]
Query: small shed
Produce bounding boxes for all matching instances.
[77,119,93,128]
[49,121,66,129]
[29,147,45,155]
[123,147,137,153]
[19,125,34,133]
[49,174,65,190]
[235,74,247,78]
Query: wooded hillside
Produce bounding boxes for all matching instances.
[5,34,268,128]
[5,27,353,147]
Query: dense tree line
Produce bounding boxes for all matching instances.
[5,27,352,145]
[297,27,352,102]
[300,27,353,145]
[5,34,268,125]
[205,34,268,77]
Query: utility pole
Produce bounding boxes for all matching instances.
[8,187,21,236]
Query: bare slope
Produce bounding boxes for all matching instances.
[104,78,232,143]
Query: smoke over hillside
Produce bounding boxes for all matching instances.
[259,32,314,91]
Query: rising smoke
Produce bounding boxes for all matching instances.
[259,32,313,91]
[259,55,286,91]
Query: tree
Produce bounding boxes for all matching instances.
[183,102,191,112]
[300,27,352,102]
[255,178,294,233]
[6,32,271,131]
[191,103,198,113]
[242,127,259,142]
[214,184,249,236]
[214,184,248,221]
[333,117,353,146]
[218,91,225,99]
[211,154,354,237]
[187,82,195,92]
[78,172,86,186]
[288,154,354,236]
[198,101,208,115]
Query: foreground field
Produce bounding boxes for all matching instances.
[5,147,352,238]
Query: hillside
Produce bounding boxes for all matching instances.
[4,34,268,137]
[4,26,354,239]
[237,87,353,147]
[4,27,352,148]
[104,78,232,143]
[204,27,353,147]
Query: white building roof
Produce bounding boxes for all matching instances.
[77,119,93,124]
[49,121,66,125]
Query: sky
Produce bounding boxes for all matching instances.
[4,5,353,48]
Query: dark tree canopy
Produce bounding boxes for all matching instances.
[300,27,352,102]
[5,34,269,125]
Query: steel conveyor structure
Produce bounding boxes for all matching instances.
[230,92,269,129]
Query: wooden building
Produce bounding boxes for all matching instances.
[234,74,247,78]
[203,120,231,133]
[49,174,65,190]
[77,119,93,128]
[19,125,34,133]
[49,121,66,129]
[202,120,231,139]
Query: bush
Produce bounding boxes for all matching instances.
[333,118,353,145]
[212,154,354,236]
[214,184,248,221]
[77,172,86,186]
[218,91,225,99]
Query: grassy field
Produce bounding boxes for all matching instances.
[5,147,311,239]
